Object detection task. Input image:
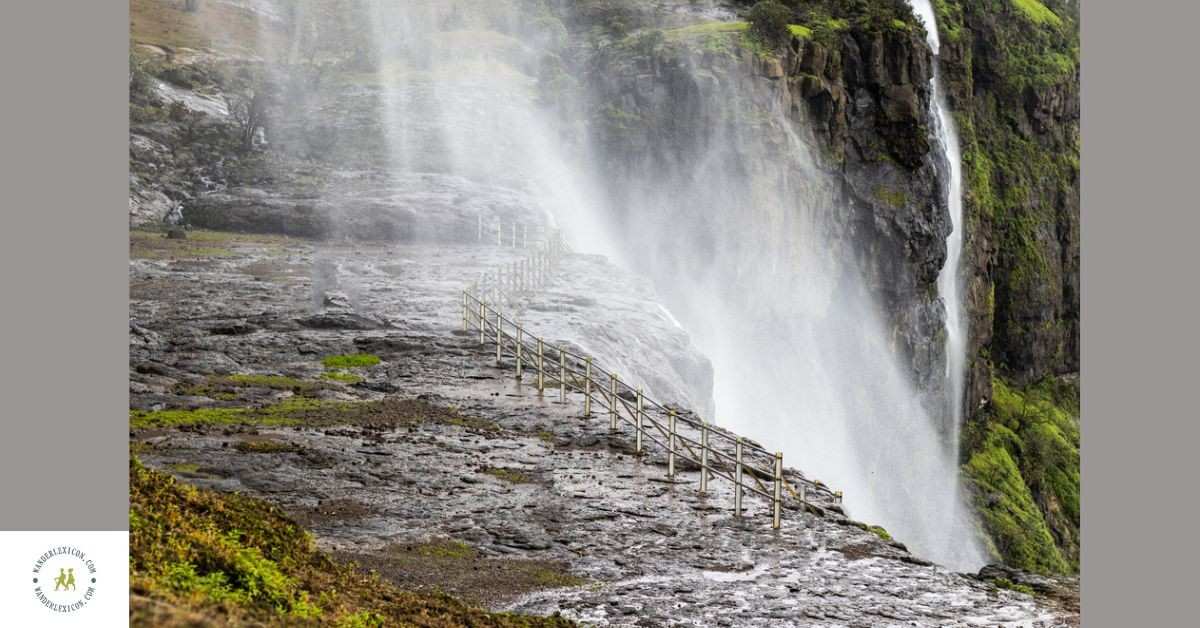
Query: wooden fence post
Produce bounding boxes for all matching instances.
[734,438,744,518]
[536,339,544,394]
[700,422,709,494]
[609,374,618,431]
[478,302,485,345]
[773,452,783,530]
[461,292,468,331]
[515,326,523,379]
[668,410,676,479]
[635,388,644,454]
[495,310,502,364]
[584,357,592,416]
[558,347,566,402]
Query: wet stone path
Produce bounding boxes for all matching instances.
[130,235,1074,626]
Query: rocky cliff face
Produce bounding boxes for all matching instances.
[557,2,955,420]
[931,0,1080,572]
[541,0,1080,573]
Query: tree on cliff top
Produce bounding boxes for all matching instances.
[747,1,794,48]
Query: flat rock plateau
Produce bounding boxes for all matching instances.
[130,231,1077,627]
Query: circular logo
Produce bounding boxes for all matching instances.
[31,546,98,614]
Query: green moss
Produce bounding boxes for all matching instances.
[963,376,1079,574]
[663,20,748,39]
[787,24,814,39]
[1011,0,1063,28]
[129,397,351,430]
[867,525,892,541]
[321,370,364,385]
[415,540,477,560]
[993,577,1036,595]
[873,185,908,207]
[483,467,535,484]
[321,353,381,369]
[932,0,965,42]
[130,459,574,625]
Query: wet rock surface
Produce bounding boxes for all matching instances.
[131,235,1076,626]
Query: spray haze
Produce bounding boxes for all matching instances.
[216,0,985,570]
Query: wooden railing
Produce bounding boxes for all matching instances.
[458,232,842,527]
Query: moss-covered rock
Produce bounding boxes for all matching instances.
[130,459,575,626]
[963,376,1079,573]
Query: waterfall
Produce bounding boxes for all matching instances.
[909,0,967,436]
[909,0,982,567]
[280,0,985,570]
[577,22,986,567]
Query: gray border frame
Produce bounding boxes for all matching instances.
[1084,1,1196,626]
[0,0,1197,623]
[0,2,128,530]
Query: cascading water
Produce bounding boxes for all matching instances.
[571,9,987,569]
[909,0,968,438]
[361,0,615,258]
[282,0,984,570]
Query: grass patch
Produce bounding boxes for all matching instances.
[129,397,343,430]
[342,540,586,608]
[867,525,892,542]
[321,370,364,385]
[322,354,381,369]
[132,398,497,435]
[1011,0,1063,28]
[130,229,294,260]
[130,459,573,626]
[482,467,535,484]
[993,577,1036,596]
[415,540,477,560]
[178,374,325,398]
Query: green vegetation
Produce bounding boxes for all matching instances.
[321,353,382,369]
[483,467,536,484]
[415,540,477,560]
[866,525,892,542]
[993,577,1036,596]
[873,185,908,208]
[963,377,1079,574]
[130,397,344,430]
[1011,0,1063,28]
[322,370,365,385]
[130,459,574,626]
[787,24,814,39]
[747,1,793,48]
[132,397,493,437]
[664,21,748,38]
[130,229,296,260]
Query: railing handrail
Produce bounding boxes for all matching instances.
[458,224,842,530]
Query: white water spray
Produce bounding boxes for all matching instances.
[909,0,968,435]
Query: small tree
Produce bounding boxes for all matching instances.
[228,86,269,152]
[748,0,793,49]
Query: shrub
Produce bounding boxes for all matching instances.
[747,1,793,48]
